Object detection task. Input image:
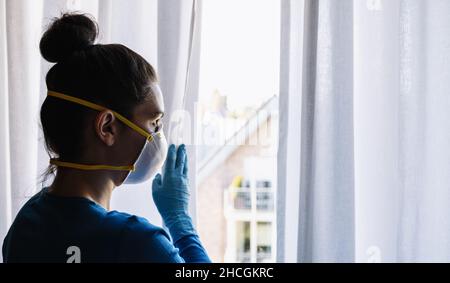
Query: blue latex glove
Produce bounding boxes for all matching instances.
[152,144,196,242]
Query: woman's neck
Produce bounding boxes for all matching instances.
[48,168,116,210]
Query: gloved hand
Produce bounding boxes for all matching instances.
[152,144,195,242]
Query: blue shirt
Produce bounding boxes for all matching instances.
[2,188,211,263]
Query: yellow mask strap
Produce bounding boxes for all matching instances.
[50,159,135,172]
[47,90,153,142]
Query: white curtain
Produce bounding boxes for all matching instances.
[0,0,43,254]
[0,0,201,262]
[278,0,450,263]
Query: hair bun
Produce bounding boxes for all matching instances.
[40,13,98,63]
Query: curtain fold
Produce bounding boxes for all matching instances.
[280,0,450,263]
[277,0,304,263]
[5,0,43,219]
[278,0,354,263]
[300,0,355,263]
[0,0,201,262]
[353,0,402,263]
[396,0,450,262]
[354,0,450,263]
[0,0,12,250]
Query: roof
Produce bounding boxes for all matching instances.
[197,95,278,184]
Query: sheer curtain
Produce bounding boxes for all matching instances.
[278,0,354,263]
[0,0,201,262]
[278,0,450,263]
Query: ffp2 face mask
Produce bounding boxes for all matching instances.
[122,130,168,184]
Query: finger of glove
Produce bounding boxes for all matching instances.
[164,144,176,172]
[152,173,162,191]
[175,144,186,173]
[183,151,188,176]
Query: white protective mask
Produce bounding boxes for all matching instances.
[123,131,168,184]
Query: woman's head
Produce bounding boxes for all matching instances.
[40,13,165,185]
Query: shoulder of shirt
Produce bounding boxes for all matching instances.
[108,212,181,262]
[11,188,48,219]
[103,210,166,236]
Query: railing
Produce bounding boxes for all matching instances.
[225,187,274,212]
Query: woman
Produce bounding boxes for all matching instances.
[2,13,210,263]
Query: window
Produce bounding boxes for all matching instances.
[195,0,280,263]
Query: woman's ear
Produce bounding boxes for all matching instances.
[94,110,118,146]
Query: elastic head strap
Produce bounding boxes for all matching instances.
[47,90,153,142]
[50,159,135,172]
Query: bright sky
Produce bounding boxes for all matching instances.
[199,0,280,111]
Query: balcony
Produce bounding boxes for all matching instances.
[225,186,275,212]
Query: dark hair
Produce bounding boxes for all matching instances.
[39,12,158,177]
